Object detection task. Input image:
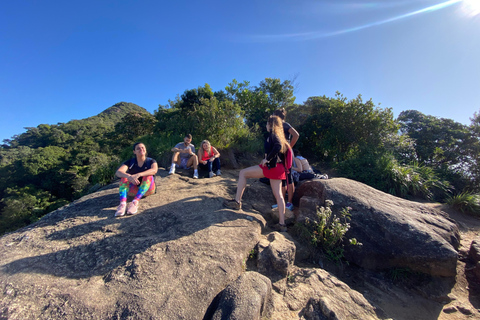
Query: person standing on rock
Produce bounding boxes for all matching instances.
[169,134,199,179]
[272,108,299,211]
[224,115,292,232]
[115,142,158,216]
[197,140,221,178]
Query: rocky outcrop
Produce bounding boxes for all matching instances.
[276,267,380,320]
[469,239,480,281]
[1,171,474,319]
[209,271,273,320]
[257,232,296,281]
[209,233,381,320]
[294,178,460,277]
[0,173,265,320]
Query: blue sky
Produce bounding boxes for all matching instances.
[1,0,479,142]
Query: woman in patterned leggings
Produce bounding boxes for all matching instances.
[114,142,158,217]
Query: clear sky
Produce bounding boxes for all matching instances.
[1,0,479,142]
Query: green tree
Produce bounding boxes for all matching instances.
[397,110,470,168]
[397,110,472,192]
[113,112,157,146]
[299,93,397,162]
[0,185,54,234]
[465,111,480,191]
[155,84,248,148]
[225,78,295,129]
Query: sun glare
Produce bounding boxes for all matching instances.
[460,0,480,17]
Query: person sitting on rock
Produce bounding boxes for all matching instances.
[197,140,221,178]
[293,149,313,173]
[224,115,292,232]
[169,133,199,179]
[115,142,158,217]
[292,149,328,181]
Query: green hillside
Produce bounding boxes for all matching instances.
[0,102,156,234]
[1,78,480,236]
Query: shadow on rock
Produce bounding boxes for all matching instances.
[1,194,261,279]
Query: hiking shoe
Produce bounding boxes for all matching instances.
[193,171,199,179]
[224,199,241,210]
[216,169,221,176]
[169,166,175,175]
[271,223,287,232]
[115,202,127,217]
[127,200,139,215]
[209,171,216,178]
[286,202,294,211]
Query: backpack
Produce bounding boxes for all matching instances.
[284,147,293,173]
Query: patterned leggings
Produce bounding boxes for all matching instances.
[119,176,155,202]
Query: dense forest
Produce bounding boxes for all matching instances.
[1,78,480,235]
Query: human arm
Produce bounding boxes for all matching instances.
[289,127,299,148]
[171,147,190,154]
[292,157,303,172]
[171,143,193,154]
[116,161,158,185]
[116,164,142,185]
[197,148,207,165]
[133,162,158,178]
[209,147,220,162]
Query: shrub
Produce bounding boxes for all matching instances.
[300,200,361,262]
[446,192,480,215]
[338,154,450,201]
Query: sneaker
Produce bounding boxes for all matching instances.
[169,166,175,175]
[209,171,216,178]
[216,169,221,176]
[286,202,294,211]
[271,204,278,209]
[115,202,127,217]
[127,200,139,215]
[224,199,241,210]
[271,223,287,232]
[193,171,199,179]
[320,174,328,179]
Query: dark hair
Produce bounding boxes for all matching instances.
[185,134,192,140]
[273,108,286,120]
[293,149,300,157]
[132,142,145,150]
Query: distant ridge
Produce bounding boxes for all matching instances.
[74,102,150,126]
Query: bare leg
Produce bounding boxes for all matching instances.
[287,182,294,204]
[169,152,181,174]
[235,165,264,203]
[171,152,180,164]
[270,179,285,225]
[188,155,199,170]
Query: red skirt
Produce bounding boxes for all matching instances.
[260,163,286,180]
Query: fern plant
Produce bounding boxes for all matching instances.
[446,192,480,215]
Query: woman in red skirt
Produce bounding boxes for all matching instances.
[224,115,291,231]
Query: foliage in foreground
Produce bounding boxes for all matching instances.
[338,154,451,201]
[446,192,480,216]
[293,200,361,263]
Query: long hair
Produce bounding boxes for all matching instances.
[201,140,212,157]
[268,115,290,154]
